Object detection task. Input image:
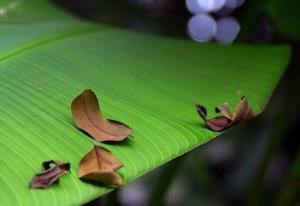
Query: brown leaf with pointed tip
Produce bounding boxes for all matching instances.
[78,145,123,186]
[195,104,207,120]
[195,97,255,132]
[215,103,232,119]
[231,96,255,124]
[71,89,132,142]
[30,160,70,189]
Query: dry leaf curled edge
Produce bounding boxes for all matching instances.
[196,96,255,131]
[71,89,132,142]
[29,160,70,189]
[78,145,123,186]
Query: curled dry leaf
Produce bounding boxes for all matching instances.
[78,145,123,186]
[196,96,255,132]
[71,89,132,142]
[30,160,70,189]
[215,103,232,119]
[231,96,255,123]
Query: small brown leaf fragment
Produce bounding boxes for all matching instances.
[30,160,70,189]
[196,104,231,131]
[195,97,255,132]
[231,96,255,125]
[206,117,231,132]
[195,104,207,120]
[71,89,132,142]
[215,103,232,119]
[78,145,123,186]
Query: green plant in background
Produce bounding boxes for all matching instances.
[265,0,300,40]
[0,0,290,205]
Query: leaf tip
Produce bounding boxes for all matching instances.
[195,104,207,120]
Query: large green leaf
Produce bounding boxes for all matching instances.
[0,0,290,205]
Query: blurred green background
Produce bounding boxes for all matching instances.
[49,0,300,205]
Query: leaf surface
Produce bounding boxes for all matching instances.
[0,0,290,205]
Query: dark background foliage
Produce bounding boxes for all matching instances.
[52,0,300,205]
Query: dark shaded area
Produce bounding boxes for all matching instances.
[50,0,300,205]
[52,0,190,38]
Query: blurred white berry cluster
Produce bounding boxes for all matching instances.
[0,0,21,16]
[186,0,246,43]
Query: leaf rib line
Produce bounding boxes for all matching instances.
[0,26,107,64]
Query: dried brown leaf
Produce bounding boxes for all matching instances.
[78,145,123,186]
[195,104,207,120]
[195,97,255,131]
[231,96,255,124]
[71,89,132,142]
[30,160,70,189]
[215,103,232,119]
[196,104,231,131]
[206,117,232,132]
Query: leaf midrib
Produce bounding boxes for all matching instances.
[0,24,108,64]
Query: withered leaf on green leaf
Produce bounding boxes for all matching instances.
[78,145,123,186]
[71,89,132,142]
[196,96,255,132]
[30,160,70,189]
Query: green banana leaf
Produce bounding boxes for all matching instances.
[0,0,290,205]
